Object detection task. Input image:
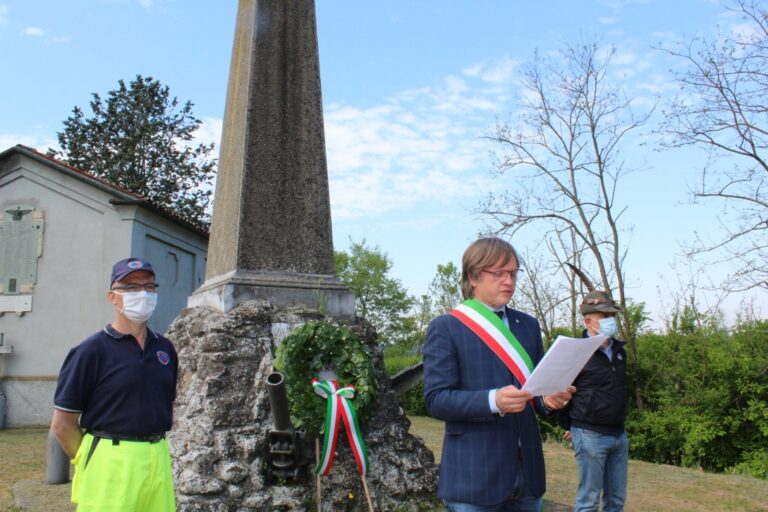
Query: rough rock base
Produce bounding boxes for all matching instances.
[167,300,439,511]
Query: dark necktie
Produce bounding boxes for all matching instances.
[495,310,504,320]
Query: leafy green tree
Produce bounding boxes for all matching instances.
[396,262,461,349]
[623,300,651,341]
[384,262,461,355]
[412,294,435,335]
[334,240,414,345]
[48,75,216,226]
[427,262,462,315]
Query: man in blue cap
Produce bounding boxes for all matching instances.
[50,257,178,511]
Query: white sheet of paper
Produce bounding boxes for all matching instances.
[521,334,608,396]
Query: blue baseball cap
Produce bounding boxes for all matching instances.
[110,258,155,286]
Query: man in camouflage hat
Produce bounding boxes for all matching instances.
[557,290,629,512]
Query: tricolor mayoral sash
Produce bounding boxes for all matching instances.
[450,299,534,386]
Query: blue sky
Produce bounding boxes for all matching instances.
[1,0,762,327]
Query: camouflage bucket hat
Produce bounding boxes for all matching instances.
[580,290,622,315]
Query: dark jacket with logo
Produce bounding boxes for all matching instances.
[556,332,628,436]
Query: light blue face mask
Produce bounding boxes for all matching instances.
[598,316,617,337]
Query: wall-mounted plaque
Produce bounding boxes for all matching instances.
[0,205,43,314]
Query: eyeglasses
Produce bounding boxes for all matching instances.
[111,283,159,293]
[482,269,524,281]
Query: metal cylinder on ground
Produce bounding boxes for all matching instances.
[0,392,6,429]
[45,431,70,484]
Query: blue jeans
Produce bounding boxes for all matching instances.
[445,467,543,512]
[571,427,628,512]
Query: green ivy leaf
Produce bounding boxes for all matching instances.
[274,321,377,436]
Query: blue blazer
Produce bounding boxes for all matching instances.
[423,305,548,506]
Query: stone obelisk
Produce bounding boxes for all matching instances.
[171,4,439,508]
[188,0,354,320]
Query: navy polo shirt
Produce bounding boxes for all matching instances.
[54,325,178,436]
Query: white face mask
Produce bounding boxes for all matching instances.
[598,316,618,338]
[118,291,157,324]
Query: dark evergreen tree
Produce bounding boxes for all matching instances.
[48,75,216,227]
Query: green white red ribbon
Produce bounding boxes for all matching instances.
[450,299,534,385]
[312,379,369,477]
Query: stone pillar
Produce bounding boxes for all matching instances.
[188,0,354,320]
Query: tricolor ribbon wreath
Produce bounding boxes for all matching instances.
[312,379,369,477]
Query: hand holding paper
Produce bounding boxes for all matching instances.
[495,385,533,414]
[543,385,576,410]
[521,334,608,396]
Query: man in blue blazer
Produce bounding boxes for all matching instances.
[423,237,574,511]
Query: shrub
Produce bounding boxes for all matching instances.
[384,345,426,416]
[628,319,768,478]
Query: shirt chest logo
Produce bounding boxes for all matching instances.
[156,351,170,366]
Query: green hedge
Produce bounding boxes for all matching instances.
[626,319,768,478]
[383,347,426,416]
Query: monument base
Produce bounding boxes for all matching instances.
[188,270,355,321]
[168,300,439,511]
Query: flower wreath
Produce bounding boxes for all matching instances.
[275,321,377,434]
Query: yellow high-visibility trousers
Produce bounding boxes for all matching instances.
[71,433,175,512]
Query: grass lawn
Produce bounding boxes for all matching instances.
[0,428,48,511]
[2,422,767,511]
[408,416,768,512]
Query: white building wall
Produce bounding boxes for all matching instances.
[0,150,209,426]
[0,154,135,425]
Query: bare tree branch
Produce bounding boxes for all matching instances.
[657,0,768,291]
[478,39,649,409]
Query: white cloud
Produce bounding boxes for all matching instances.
[50,34,71,44]
[96,0,153,9]
[329,165,473,220]
[729,21,760,44]
[462,57,518,85]
[637,73,678,95]
[19,25,69,43]
[0,5,8,26]
[462,63,483,77]
[24,26,45,37]
[651,30,678,42]
[597,0,652,9]
[323,61,513,220]
[599,16,621,24]
[321,41,685,224]
[482,59,517,84]
[613,50,638,66]
[0,132,59,153]
[192,117,223,160]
